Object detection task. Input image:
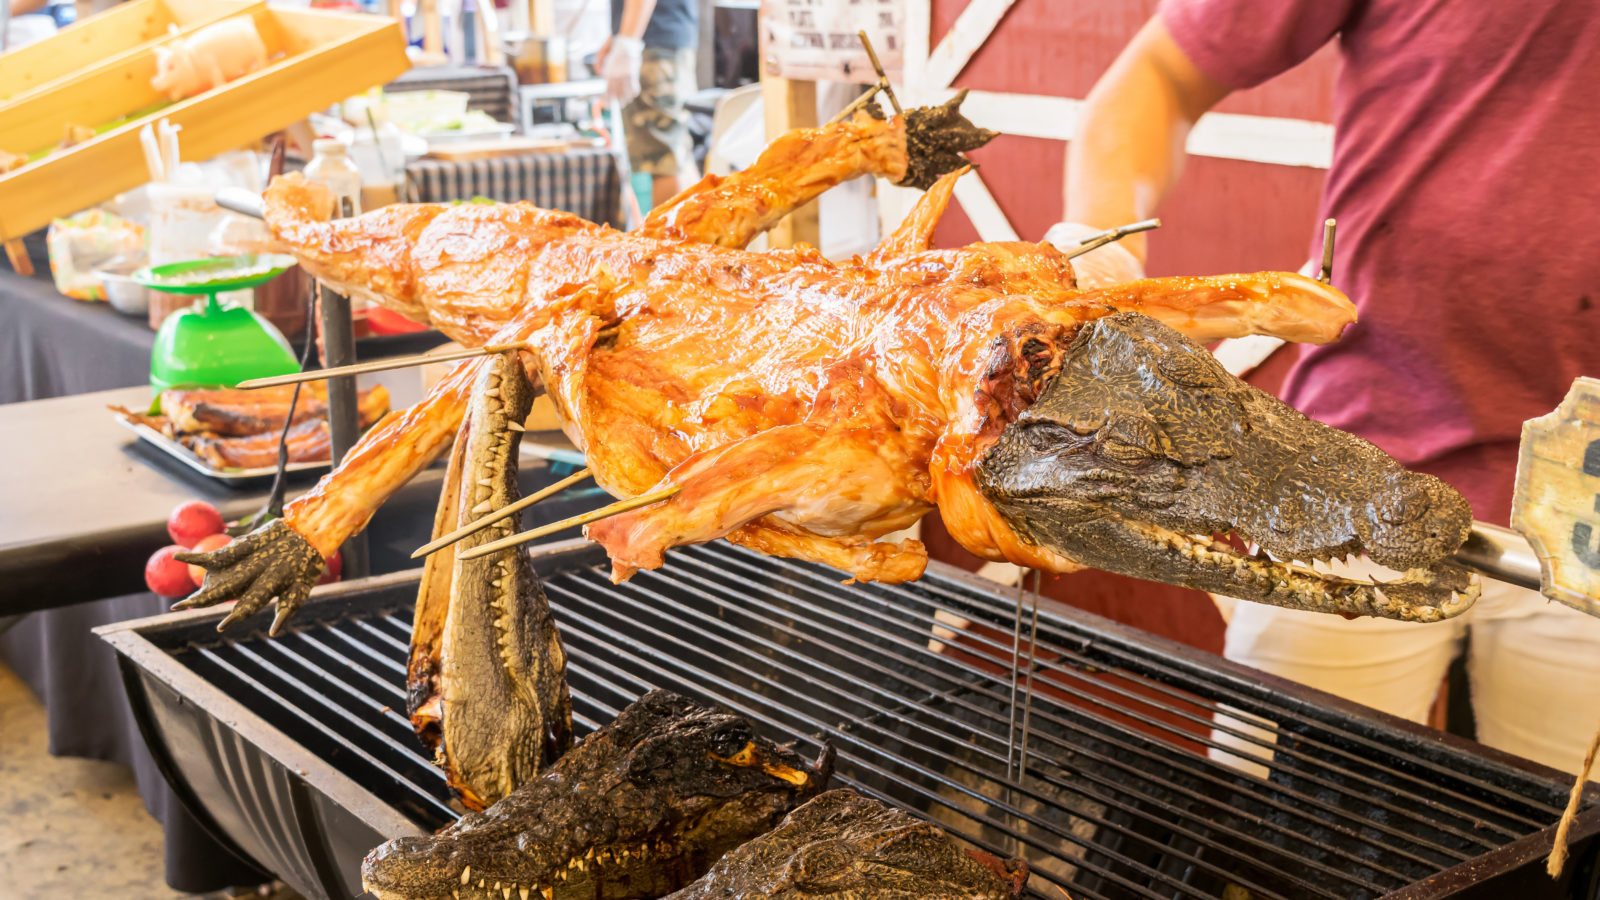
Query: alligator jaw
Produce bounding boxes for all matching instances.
[408,352,573,810]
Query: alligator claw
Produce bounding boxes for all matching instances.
[898,89,997,191]
[173,519,325,635]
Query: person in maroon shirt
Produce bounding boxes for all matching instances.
[1054,0,1600,773]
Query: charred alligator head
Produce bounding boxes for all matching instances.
[976,312,1478,622]
[409,352,573,810]
[363,690,835,900]
[665,789,1028,900]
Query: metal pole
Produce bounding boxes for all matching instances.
[319,196,370,578]
[1456,521,1543,592]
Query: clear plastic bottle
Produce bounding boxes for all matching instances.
[303,138,363,217]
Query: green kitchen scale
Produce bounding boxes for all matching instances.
[136,254,302,391]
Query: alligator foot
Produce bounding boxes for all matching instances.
[172,519,326,635]
[898,89,997,191]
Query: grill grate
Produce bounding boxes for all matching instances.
[169,542,1584,900]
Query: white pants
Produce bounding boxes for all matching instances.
[1210,569,1600,776]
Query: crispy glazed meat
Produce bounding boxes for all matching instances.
[182,416,332,469]
[361,690,833,900]
[180,97,1469,635]
[162,383,389,436]
[665,790,1028,900]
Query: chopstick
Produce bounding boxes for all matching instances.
[456,485,681,561]
[234,341,530,389]
[411,467,594,558]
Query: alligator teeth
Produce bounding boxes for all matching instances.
[463,867,471,885]
[507,421,526,431]
[520,888,530,900]
[472,500,493,515]
[542,889,553,900]
[503,887,512,899]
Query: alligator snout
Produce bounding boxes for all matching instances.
[975,312,1479,622]
[1358,471,1473,570]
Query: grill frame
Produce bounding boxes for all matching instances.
[99,539,1600,900]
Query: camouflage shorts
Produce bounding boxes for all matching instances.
[623,46,697,177]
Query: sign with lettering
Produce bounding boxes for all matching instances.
[1511,377,1600,617]
[758,0,904,84]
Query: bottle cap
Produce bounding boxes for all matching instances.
[312,138,348,156]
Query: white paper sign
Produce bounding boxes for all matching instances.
[758,0,904,84]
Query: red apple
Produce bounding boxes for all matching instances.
[185,533,233,586]
[168,501,225,548]
[145,545,198,598]
[318,549,343,585]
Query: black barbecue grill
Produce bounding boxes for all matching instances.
[100,540,1600,900]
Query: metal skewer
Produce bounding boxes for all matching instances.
[1016,568,1043,784]
[412,468,595,558]
[1005,571,1026,783]
[456,485,681,561]
[236,342,529,389]
[1317,218,1337,284]
[1060,218,1161,261]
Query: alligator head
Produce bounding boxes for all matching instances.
[976,312,1478,622]
[665,789,1028,900]
[363,690,835,900]
[408,351,573,810]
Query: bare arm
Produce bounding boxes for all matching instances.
[1064,16,1232,263]
[11,0,49,16]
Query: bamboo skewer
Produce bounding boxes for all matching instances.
[457,485,681,561]
[1317,218,1338,284]
[413,467,594,558]
[826,31,901,125]
[236,342,529,389]
[1060,218,1161,261]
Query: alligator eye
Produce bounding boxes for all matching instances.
[709,723,753,758]
[1098,415,1163,465]
[1157,349,1222,389]
[1374,475,1430,525]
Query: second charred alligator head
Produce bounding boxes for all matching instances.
[364,690,834,900]
[665,789,1028,899]
[977,312,1477,621]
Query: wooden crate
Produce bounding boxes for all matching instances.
[0,7,410,242]
[0,0,260,103]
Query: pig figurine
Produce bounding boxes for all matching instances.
[150,19,269,101]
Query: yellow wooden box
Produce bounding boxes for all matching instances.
[0,0,262,104]
[0,6,410,242]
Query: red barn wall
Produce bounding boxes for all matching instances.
[918,0,1338,654]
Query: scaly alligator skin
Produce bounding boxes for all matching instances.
[977,313,1478,621]
[363,690,835,900]
[408,352,574,810]
[664,789,1029,900]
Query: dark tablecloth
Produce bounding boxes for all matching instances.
[0,262,157,404]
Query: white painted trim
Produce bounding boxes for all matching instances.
[951,171,1020,241]
[928,89,1333,169]
[923,0,1018,93]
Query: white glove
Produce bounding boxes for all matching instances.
[600,35,644,106]
[1042,220,1146,289]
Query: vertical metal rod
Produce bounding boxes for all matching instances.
[1006,570,1025,783]
[1017,568,1043,784]
[319,196,369,578]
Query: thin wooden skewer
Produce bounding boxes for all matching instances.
[1060,218,1161,261]
[457,485,681,561]
[1317,218,1337,284]
[412,467,594,558]
[236,342,528,389]
[857,30,902,116]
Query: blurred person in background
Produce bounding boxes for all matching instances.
[600,0,698,207]
[1050,0,1600,773]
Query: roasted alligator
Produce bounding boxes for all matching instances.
[361,690,834,900]
[408,352,574,810]
[177,93,1478,631]
[664,789,1029,900]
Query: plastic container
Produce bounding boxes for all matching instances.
[304,138,363,216]
[96,270,151,315]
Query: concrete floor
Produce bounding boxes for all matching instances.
[0,661,300,900]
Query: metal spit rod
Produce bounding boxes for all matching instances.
[1456,521,1543,592]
